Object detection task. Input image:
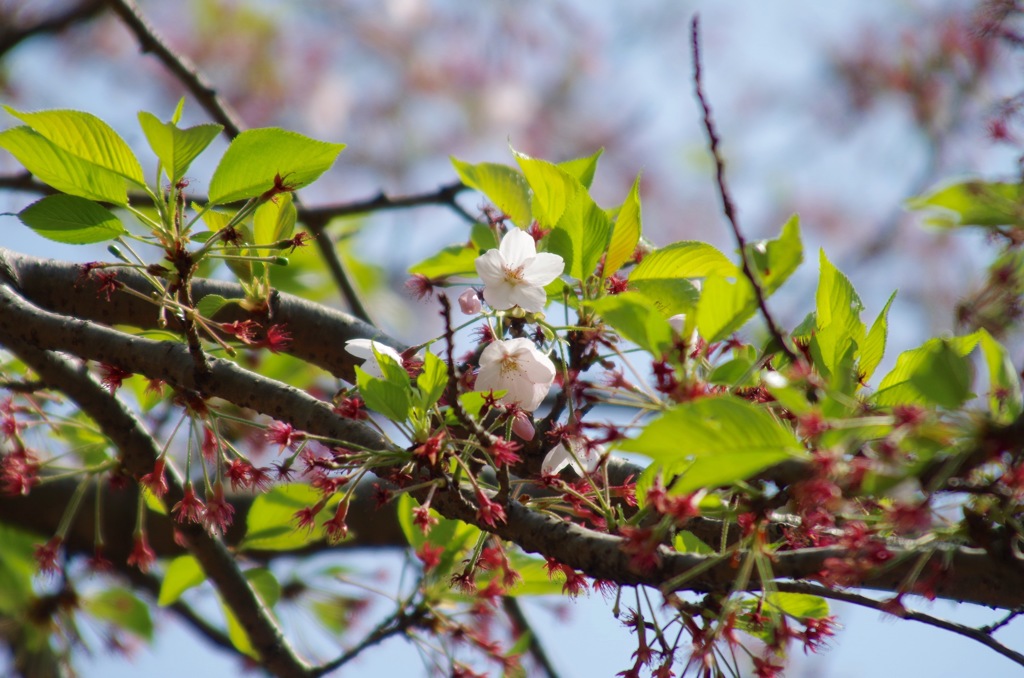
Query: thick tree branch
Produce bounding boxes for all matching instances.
[0,331,313,678]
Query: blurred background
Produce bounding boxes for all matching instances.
[2,1,1024,675]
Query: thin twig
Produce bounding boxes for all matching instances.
[106,0,245,137]
[312,606,425,676]
[775,582,1024,668]
[501,597,562,678]
[300,181,473,227]
[0,0,105,58]
[125,569,236,653]
[105,0,373,323]
[689,16,799,364]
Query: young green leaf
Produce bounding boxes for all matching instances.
[630,241,737,280]
[450,157,532,227]
[18,194,126,244]
[5,107,145,185]
[557,148,604,189]
[874,334,980,407]
[978,330,1024,422]
[84,589,154,640]
[208,128,345,204]
[748,214,803,296]
[195,294,234,319]
[356,366,411,422]
[621,395,804,493]
[629,277,700,318]
[409,243,479,279]
[695,275,756,342]
[0,126,128,204]
[906,180,1023,228]
[253,192,297,255]
[604,174,642,277]
[416,351,448,409]
[859,290,897,383]
[240,483,342,551]
[513,149,579,227]
[138,111,222,184]
[815,250,865,379]
[547,186,612,280]
[590,292,673,356]
[158,555,205,606]
[766,592,830,620]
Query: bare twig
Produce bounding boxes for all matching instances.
[501,597,562,678]
[0,0,105,58]
[312,605,426,676]
[690,16,799,364]
[775,582,1024,669]
[300,181,473,227]
[105,0,244,137]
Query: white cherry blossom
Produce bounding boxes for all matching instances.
[344,339,404,379]
[542,437,603,476]
[475,228,564,313]
[475,337,555,412]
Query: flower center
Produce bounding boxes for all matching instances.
[499,355,523,376]
[502,264,526,285]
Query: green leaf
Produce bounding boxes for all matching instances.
[708,357,757,387]
[0,126,128,204]
[874,334,980,407]
[451,157,532,227]
[629,278,700,318]
[908,339,973,409]
[513,149,578,227]
[84,588,153,640]
[356,367,411,422]
[222,568,281,658]
[907,180,1023,228]
[749,214,803,296]
[208,128,345,204]
[604,174,642,276]
[674,531,714,555]
[18,194,126,244]
[766,592,830,620]
[416,351,448,408]
[195,293,234,319]
[630,241,737,280]
[978,330,1024,422]
[6,107,145,185]
[815,250,865,378]
[621,395,804,493]
[241,483,341,551]
[859,290,897,383]
[590,292,673,355]
[695,275,757,342]
[557,148,603,189]
[0,524,37,614]
[547,186,612,279]
[409,242,479,279]
[138,111,222,184]
[253,192,296,255]
[158,555,205,606]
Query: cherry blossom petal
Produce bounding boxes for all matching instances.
[522,252,565,285]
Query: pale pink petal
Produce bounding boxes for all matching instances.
[482,281,516,310]
[510,283,548,313]
[521,354,555,384]
[542,443,572,475]
[475,249,506,284]
[478,340,507,369]
[498,228,537,265]
[522,252,564,285]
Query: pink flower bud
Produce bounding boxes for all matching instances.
[511,411,536,441]
[459,288,482,315]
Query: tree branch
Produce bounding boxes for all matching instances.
[0,0,105,58]
[775,582,1024,668]
[0,330,313,678]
